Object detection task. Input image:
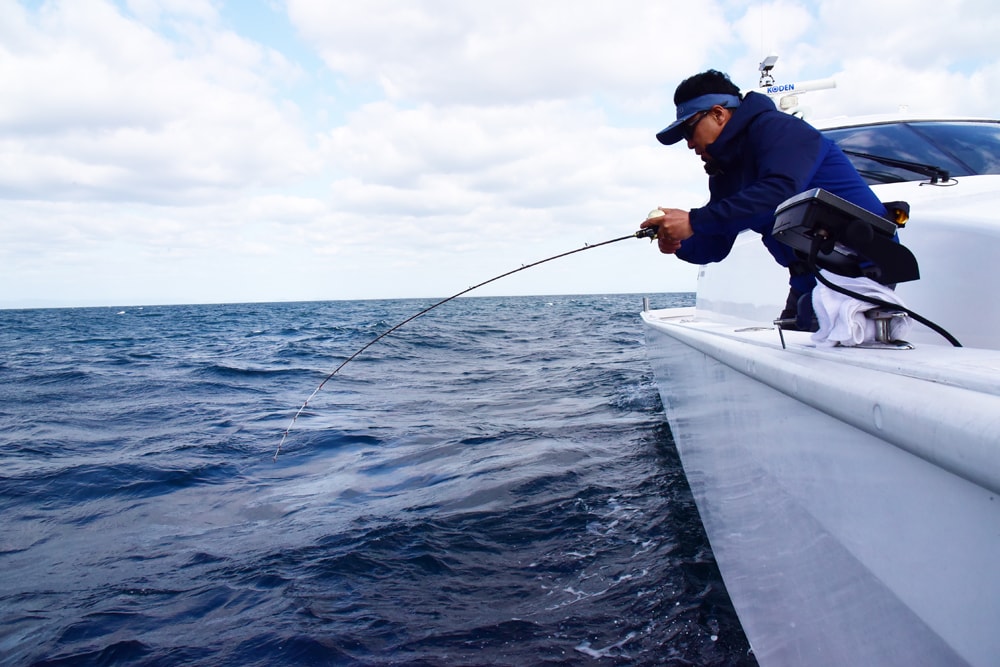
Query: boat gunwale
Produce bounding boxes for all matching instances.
[642,307,1000,496]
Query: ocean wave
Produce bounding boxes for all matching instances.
[1,461,241,513]
[0,294,752,667]
[195,363,299,379]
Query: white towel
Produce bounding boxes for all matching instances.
[810,271,912,347]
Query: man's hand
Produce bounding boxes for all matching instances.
[640,208,693,254]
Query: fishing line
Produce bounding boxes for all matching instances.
[273,224,659,460]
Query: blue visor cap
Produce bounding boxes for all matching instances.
[656,93,741,145]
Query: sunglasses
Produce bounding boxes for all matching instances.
[681,110,710,141]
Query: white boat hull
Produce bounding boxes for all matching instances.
[642,309,1000,666]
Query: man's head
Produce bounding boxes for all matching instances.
[656,70,742,149]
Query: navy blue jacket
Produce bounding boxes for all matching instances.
[676,92,886,294]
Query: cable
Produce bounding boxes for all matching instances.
[806,239,961,347]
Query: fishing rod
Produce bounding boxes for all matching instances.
[273,222,660,460]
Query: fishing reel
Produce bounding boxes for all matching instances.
[635,209,664,239]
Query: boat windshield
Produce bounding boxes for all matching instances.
[822,120,1000,184]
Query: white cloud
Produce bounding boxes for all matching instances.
[125,0,219,25]
[286,0,728,105]
[0,0,318,205]
[321,101,666,206]
[0,0,997,307]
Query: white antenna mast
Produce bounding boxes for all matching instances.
[754,55,836,118]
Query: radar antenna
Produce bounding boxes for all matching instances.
[759,54,779,87]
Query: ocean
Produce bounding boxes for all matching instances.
[0,294,756,666]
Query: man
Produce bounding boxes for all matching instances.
[640,69,887,329]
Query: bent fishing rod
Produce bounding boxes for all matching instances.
[273,221,660,460]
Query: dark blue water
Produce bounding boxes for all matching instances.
[0,294,755,666]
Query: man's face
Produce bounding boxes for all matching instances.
[684,105,728,166]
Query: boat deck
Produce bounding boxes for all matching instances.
[643,306,1000,395]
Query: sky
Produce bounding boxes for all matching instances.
[2,0,998,308]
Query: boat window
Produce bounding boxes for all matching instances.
[822,121,1000,184]
[910,122,1000,176]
